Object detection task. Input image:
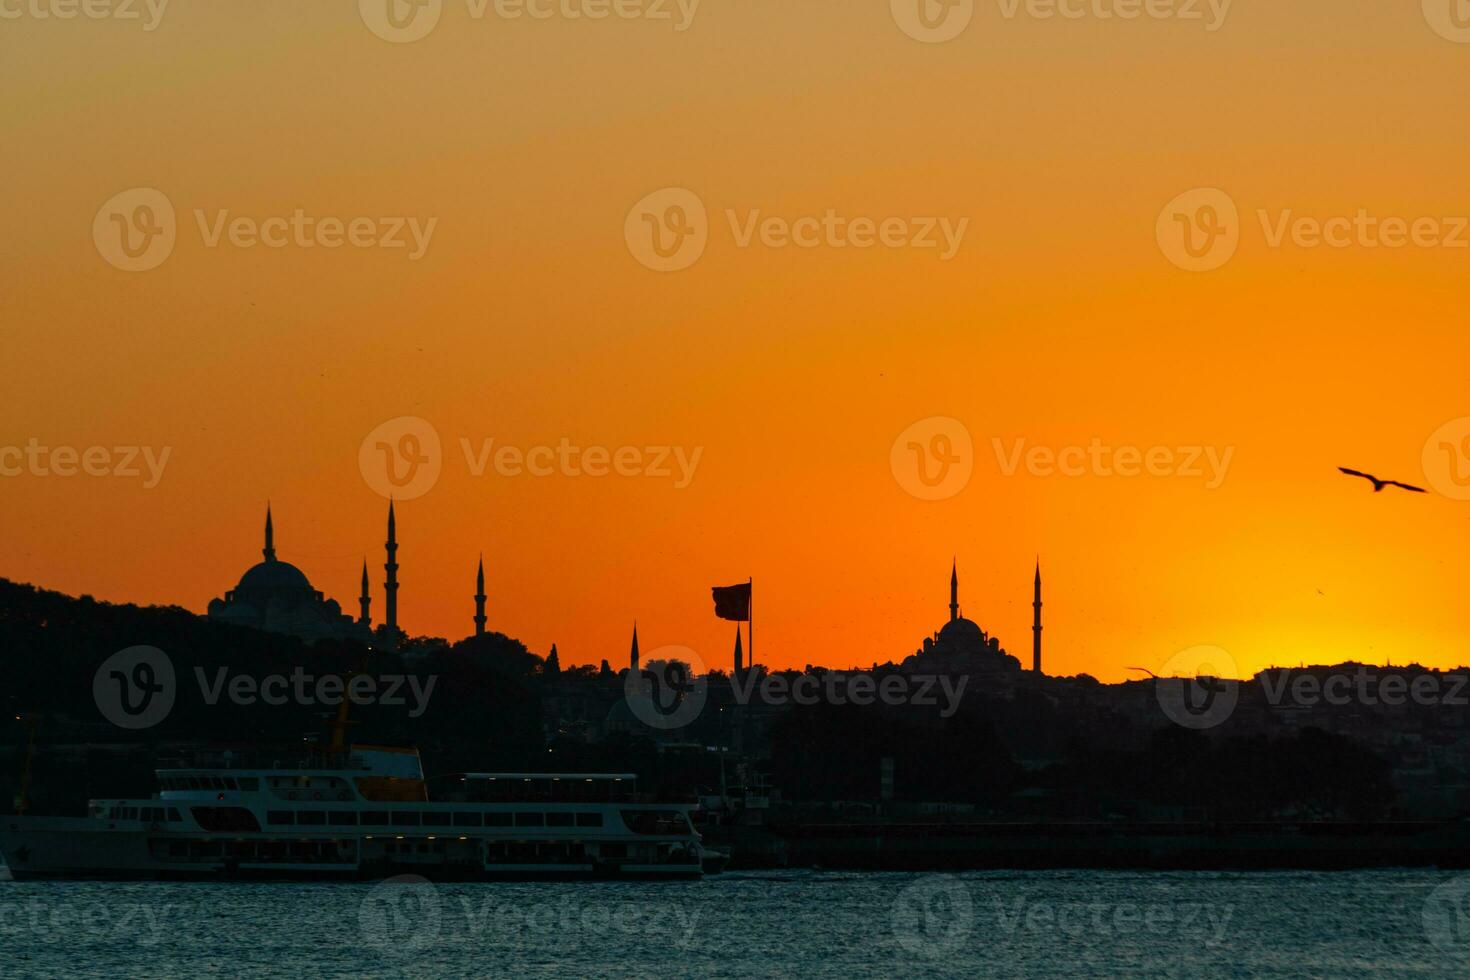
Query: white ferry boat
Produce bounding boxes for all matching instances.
[0,745,723,881]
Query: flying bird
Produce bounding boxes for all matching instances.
[1338,467,1426,494]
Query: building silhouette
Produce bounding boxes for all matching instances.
[207,506,373,644]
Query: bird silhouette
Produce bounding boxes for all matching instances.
[1338,467,1426,494]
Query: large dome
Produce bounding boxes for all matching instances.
[937,616,984,648]
[235,559,315,595]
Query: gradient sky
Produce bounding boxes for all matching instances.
[4,2,1469,682]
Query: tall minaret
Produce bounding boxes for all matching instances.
[383,501,399,646]
[358,560,372,626]
[733,626,744,674]
[1032,560,1043,674]
[473,555,487,637]
[949,560,959,623]
[263,504,276,562]
[630,623,640,672]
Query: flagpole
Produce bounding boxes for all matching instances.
[748,576,754,671]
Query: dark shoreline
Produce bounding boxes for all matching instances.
[711,820,1470,871]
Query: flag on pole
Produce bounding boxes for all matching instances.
[711,582,751,621]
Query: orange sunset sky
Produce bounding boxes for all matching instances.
[4,2,1470,682]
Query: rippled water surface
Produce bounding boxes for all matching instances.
[7,870,1470,977]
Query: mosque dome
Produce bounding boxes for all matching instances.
[937,616,984,648]
[235,559,315,596]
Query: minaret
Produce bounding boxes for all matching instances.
[383,502,399,647]
[358,560,372,626]
[733,626,744,674]
[1032,560,1043,674]
[473,555,487,637]
[263,505,276,562]
[949,560,959,623]
[630,623,640,672]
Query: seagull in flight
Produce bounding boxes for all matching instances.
[1338,467,1426,494]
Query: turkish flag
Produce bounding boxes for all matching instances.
[711,583,751,621]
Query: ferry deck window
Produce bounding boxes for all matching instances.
[576,812,603,827]
[267,811,295,825]
[453,813,482,827]
[484,813,512,827]
[297,811,326,826]
[361,811,389,826]
[515,813,544,827]
[546,813,574,827]
[391,812,421,827]
[329,811,359,826]
[423,812,455,827]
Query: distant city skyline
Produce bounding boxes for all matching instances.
[5,5,1470,682]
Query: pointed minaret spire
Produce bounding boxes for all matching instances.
[949,559,959,623]
[630,622,640,672]
[733,625,744,674]
[358,560,372,626]
[263,504,276,562]
[383,501,399,649]
[1032,558,1043,674]
[473,554,487,637]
